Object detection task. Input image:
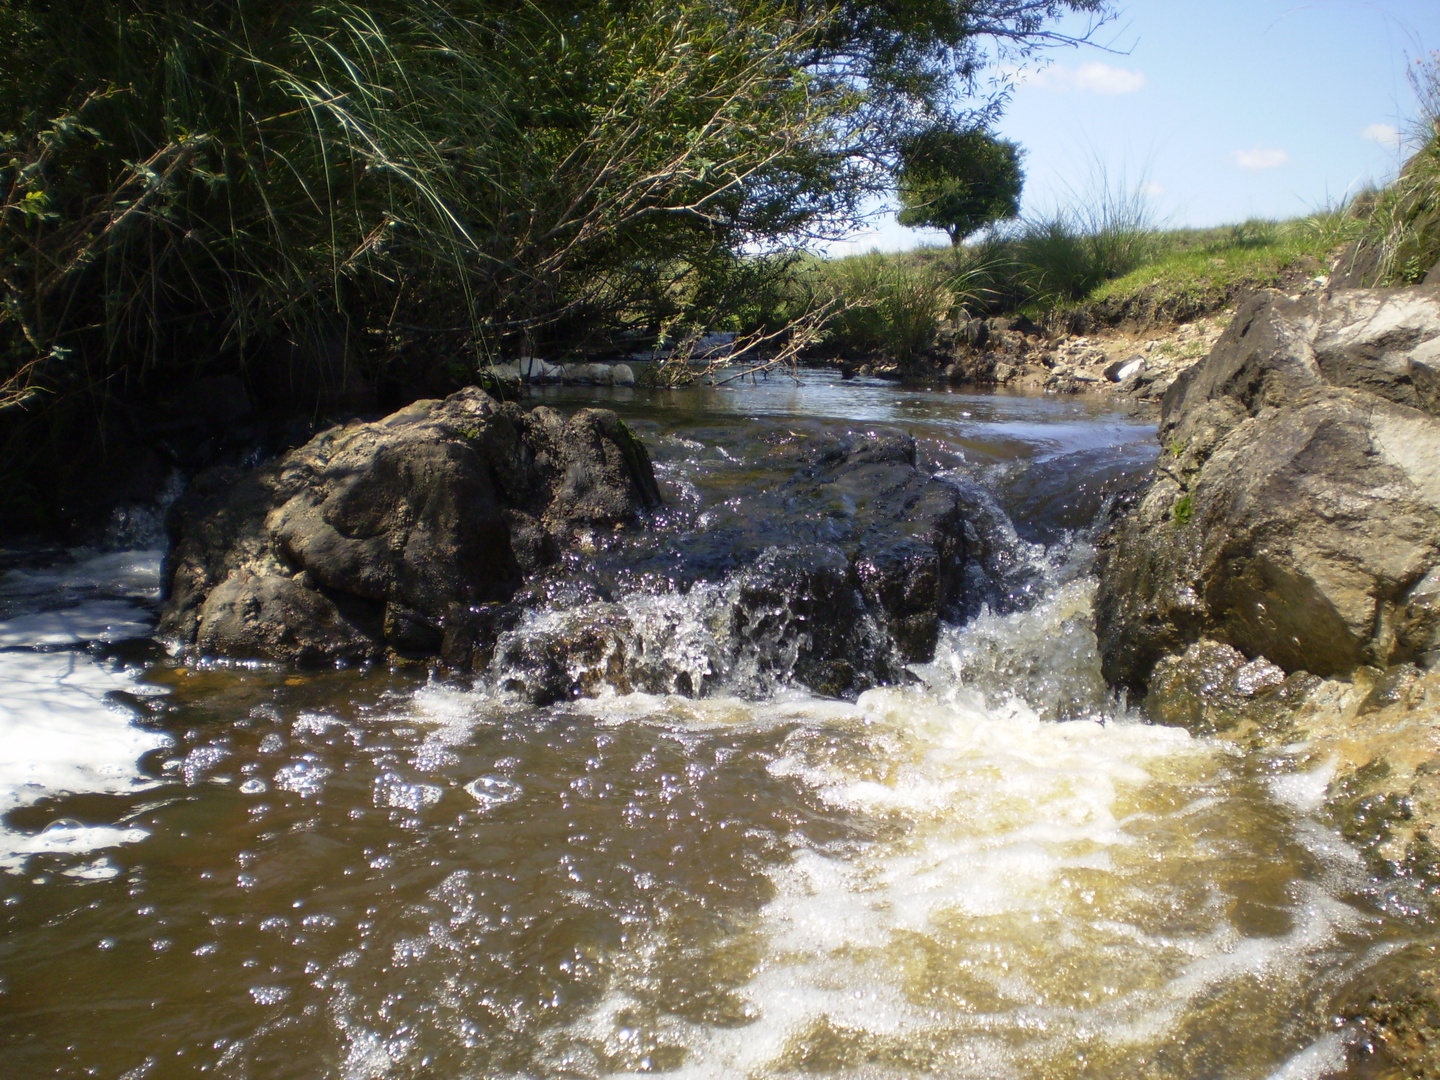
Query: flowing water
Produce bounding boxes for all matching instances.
[0,375,1431,1079]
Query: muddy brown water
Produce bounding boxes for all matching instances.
[0,374,1433,1079]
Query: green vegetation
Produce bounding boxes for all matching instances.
[807,252,958,366]
[1076,215,1340,324]
[895,127,1024,244]
[811,50,1440,364]
[1335,52,1440,288]
[807,209,1357,361]
[0,0,1110,532]
[1172,493,1194,526]
[3,1,1435,534]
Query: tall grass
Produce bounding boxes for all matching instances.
[810,253,956,364]
[1330,52,1440,287]
[0,0,852,528]
[1006,179,1159,305]
[0,2,849,410]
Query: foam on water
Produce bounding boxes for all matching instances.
[0,548,170,874]
[520,581,1373,1078]
[0,599,156,646]
[0,548,163,603]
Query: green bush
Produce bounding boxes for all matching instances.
[0,1,867,408]
[1008,180,1159,305]
[807,252,955,365]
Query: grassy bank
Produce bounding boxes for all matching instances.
[796,211,1351,367]
[798,99,1440,367]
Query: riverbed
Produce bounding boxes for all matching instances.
[0,373,1427,1079]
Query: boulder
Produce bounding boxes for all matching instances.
[160,388,660,665]
[1103,356,1146,382]
[466,433,1036,703]
[1097,286,1440,694]
[777,434,1035,663]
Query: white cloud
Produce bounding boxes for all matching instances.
[1361,123,1402,150]
[1009,62,1146,95]
[1069,62,1147,94]
[1136,182,1166,198]
[1232,146,1289,171]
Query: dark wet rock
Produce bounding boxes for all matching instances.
[490,604,648,704]
[1337,941,1440,1080]
[195,569,380,665]
[471,433,1037,703]
[779,434,1031,664]
[160,388,660,665]
[728,544,886,698]
[1144,638,1297,736]
[1097,286,1440,694]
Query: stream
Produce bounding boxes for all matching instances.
[0,373,1430,1079]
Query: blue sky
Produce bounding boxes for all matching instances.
[826,0,1440,254]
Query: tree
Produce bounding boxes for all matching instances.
[895,127,1025,244]
[0,0,1111,527]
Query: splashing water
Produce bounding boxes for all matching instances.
[0,381,1420,1079]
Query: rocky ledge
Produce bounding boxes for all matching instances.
[158,390,1027,702]
[1096,283,1440,693]
[419,432,1034,703]
[1093,281,1440,1073]
[159,388,661,665]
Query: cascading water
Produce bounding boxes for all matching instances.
[0,376,1427,1079]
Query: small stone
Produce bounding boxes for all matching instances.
[1104,356,1147,382]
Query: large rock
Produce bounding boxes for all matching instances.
[776,434,1036,663]
[1097,286,1440,693]
[459,433,1035,703]
[160,388,660,664]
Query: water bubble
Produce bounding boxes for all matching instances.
[273,761,332,797]
[248,985,290,1005]
[238,778,268,795]
[463,775,523,813]
[181,745,229,786]
[373,773,443,812]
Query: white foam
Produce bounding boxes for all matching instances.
[1264,1033,1348,1080]
[0,647,169,873]
[1268,755,1338,814]
[0,599,154,646]
[0,548,162,601]
[558,660,1355,1076]
[0,820,149,875]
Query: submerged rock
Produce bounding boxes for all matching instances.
[1339,940,1440,1080]
[776,434,1037,665]
[464,433,1036,703]
[160,388,660,665]
[1097,285,1440,694]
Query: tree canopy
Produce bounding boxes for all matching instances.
[896,127,1025,243]
[0,0,1110,412]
